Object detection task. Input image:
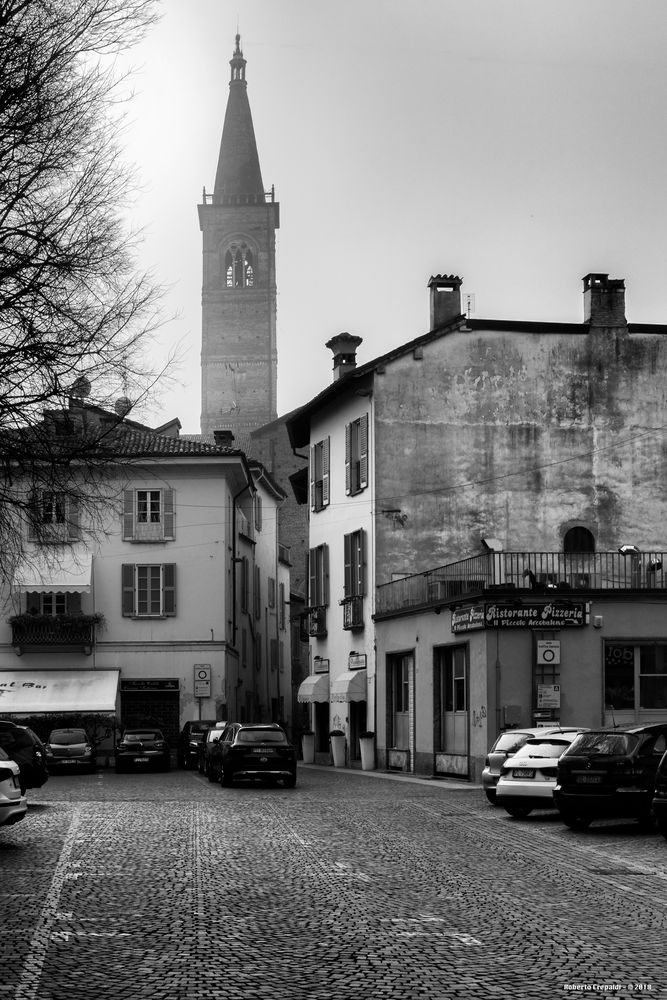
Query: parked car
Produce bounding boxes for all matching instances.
[198,723,228,779]
[177,719,216,769]
[652,749,667,840]
[0,721,49,790]
[482,726,585,804]
[496,731,584,818]
[0,746,27,827]
[45,728,97,774]
[554,723,667,830]
[115,728,171,773]
[214,723,297,788]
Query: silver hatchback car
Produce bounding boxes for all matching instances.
[482,726,586,804]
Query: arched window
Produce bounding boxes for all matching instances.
[224,244,254,288]
[563,526,595,553]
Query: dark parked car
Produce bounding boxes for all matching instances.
[214,723,297,788]
[554,723,667,830]
[0,720,49,790]
[198,723,228,780]
[46,728,97,774]
[177,719,216,769]
[651,748,667,840]
[0,747,27,827]
[115,728,171,773]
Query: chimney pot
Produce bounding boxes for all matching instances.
[325,333,363,381]
[428,274,463,329]
[213,428,235,446]
[582,273,626,327]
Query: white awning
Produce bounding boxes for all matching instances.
[14,551,93,594]
[0,670,119,713]
[297,673,330,704]
[331,669,368,703]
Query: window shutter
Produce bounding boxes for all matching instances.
[122,490,135,540]
[309,446,316,512]
[26,591,40,614]
[322,544,330,605]
[241,557,249,612]
[279,582,285,630]
[322,437,330,507]
[343,533,352,598]
[359,414,368,490]
[163,563,176,616]
[345,423,351,495]
[121,564,135,616]
[358,530,366,596]
[68,591,82,614]
[162,489,175,539]
[308,548,316,606]
[254,565,261,619]
[27,492,39,541]
[68,497,80,539]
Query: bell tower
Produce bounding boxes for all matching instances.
[199,34,279,436]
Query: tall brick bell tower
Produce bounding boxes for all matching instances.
[199,34,279,436]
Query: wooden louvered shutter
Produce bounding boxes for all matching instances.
[359,414,368,490]
[122,564,135,616]
[345,423,351,495]
[122,490,135,540]
[358,530,366,596]
[322,544,330,605]
[343,533,352,598]
[163,563,176,616]
[308,548,316,606]
[68,496,80,539]
[322,437,330,507]
[162,489,174,539]
[309,446,316,512]
[27,492,39,541]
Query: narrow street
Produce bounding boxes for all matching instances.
[1,766,665,1000]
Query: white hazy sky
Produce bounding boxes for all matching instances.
[122,0,667,432]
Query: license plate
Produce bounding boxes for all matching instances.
[252,748,274,754]
[575,775,602,783]
[512,768,535,778]
[59,759,78,764]
[134,757,149,763]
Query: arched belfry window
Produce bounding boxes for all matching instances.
[225,243,255,288]
[563,526,595,553]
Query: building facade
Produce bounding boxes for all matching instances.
[287,273,667,775]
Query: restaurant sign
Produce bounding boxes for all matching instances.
[485,602,588,628]
[451,605,486,633]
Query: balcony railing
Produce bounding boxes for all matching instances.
[10,615,100,655]
[376,551,667,617]
[342,595,364,630]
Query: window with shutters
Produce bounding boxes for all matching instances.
[121,564,176,617]
[240,557,249,613]
[345,415,368,495]
[342,530,365,629]
[27,491,80,542]
[308,545,329,607]
[278,581,286,630]
[254,565,261,619]
[268,577,276,608]
[25,591,81,616]
[122,488,175,542]
[310,438,330,512]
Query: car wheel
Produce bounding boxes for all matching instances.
[207,767,217,783]
[283,774,297,789]
[220,768,232,786]
[503,803,532,818]
[657,820,667,841]
[637,810,655,832]
[560,811,591,830]
[485,789,497,805]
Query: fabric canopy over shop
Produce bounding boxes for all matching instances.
[330,670,368,703]
[0,670,119,713]
[297,673,330,704]
[14,551,92,594]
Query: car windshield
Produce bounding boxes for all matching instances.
[493,732,532,753]
[236,729,287,745]
[567,732,636,756]
[519,739,573,758]
[188,723,211,734]
[49,731,87,745]
[124,732,161,742]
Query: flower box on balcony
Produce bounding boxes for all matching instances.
[9,613,104,655]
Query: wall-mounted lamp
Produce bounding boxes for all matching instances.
[618,545,641,555]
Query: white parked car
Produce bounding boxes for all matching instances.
[0,746,28,828]
[496,731,586,818]
[482,726,585,804]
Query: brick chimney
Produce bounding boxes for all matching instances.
[428,274,463,329]
[213,428,235,446]
[326,333,363,381]
[582,273,626,327]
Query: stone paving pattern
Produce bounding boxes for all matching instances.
[1,765,666,999]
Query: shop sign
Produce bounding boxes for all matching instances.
[348,653,367,670]
[451,605,486,633]
[313,658,329,673]
[120,678,179,691]
[485,602,587,628]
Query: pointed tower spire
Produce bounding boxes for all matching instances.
[213,34,265,204]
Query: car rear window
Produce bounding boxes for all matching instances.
[236,729,287,744]
[49,731,87,745]
[566,732,636,756]
[493,732,531,753]
[519,739,574,758]
[188,722,212,733]
[124,732,161,742]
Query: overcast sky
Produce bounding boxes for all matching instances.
[122,0,667,432]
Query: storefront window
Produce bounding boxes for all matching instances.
[605,643,667,712]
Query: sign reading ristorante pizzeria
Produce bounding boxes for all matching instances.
[485,602,587,628]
